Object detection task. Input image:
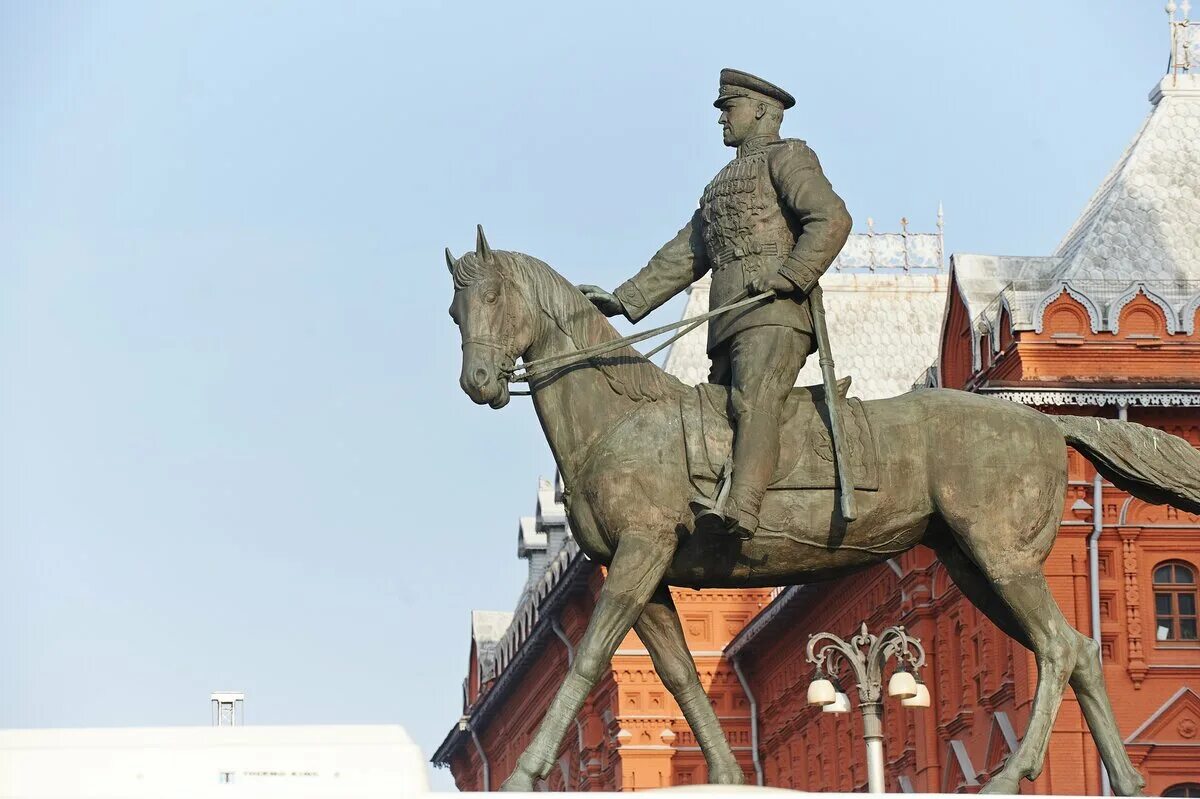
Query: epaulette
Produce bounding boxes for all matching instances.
[765,137,808,148]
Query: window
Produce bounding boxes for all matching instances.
[1154,561,1198,641]
[1163,783,1200,797]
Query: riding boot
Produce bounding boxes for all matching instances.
[723,409,782,539]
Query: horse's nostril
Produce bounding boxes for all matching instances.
[474,367,490,386]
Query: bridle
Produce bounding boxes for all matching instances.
[460,276,773,397]
[458,274,526,390]
[508,290,772,387]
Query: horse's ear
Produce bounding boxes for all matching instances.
[475,224,492,261]
[445,247,456,274]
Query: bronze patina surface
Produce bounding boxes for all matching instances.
[581,69,852,539]
[442,71,1200,793]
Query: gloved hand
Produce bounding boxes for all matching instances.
[577,285,625,317]
[748,271,797,296]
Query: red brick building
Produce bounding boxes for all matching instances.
[434,63,1200,794]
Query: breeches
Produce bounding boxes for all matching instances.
[708,326,811,418]
[707,326,811,516]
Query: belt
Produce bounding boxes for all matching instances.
[711,241,784,269]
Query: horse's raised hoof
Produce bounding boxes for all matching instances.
[1111,773,1147,796]
[499,765,538,792]
[708,766,747,785]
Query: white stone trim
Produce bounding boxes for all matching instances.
[983,315,1001,355]
[978,387,1200,407]
[1117,496,1135,526]
[994,294,1017,353]
[970,320,990,371]
[1033,281,1102,334]
[1108,282,1179,335]
[1183,293,1200,336]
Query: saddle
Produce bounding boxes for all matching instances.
[680,377,880,495]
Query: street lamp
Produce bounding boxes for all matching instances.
[805,622,928,793]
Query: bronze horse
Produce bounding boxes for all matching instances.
[447,228,1200,793]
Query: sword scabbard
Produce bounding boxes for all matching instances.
[809,284,858,523]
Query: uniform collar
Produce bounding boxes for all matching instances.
[737,134,780,157]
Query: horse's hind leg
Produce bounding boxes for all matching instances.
[635,585,745,785]
[934,534,1144,795]
[1067,629,1146,794]
[943,513,1083,794]
[933,535,1032,647]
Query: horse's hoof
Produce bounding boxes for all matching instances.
[499,767,537,792]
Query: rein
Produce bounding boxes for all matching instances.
[508,290,772,388]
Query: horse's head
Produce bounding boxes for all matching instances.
[446,226,536,409]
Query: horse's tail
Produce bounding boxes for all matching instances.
[1055,415,1200,514]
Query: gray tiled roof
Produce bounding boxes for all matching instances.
[1053,77,1200,282]
[663,243,949,401]
[955,75,1200,338]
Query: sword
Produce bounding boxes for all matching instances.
[809,283,857,522]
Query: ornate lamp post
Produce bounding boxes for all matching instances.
[806,623,929,793]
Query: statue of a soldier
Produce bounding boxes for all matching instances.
[581,68,852,539]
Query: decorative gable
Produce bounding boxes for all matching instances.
[1123,687,1200,788]
[1125,687,1200,746]
[939,75,1200,399]
[941,739,982,793]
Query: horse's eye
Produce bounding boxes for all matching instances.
[483,291,498,304]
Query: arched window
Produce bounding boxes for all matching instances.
[1163,783,1200,797]
[1153,561,1198,641]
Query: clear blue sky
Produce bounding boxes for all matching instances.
[0,1,1169,790]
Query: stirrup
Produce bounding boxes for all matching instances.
[690,458,737,536]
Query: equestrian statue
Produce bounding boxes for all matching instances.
[444,69,1200,793]
[581,69,851,540]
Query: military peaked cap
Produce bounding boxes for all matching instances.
[714,68,795,110]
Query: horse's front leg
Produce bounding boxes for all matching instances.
[635,584,746,785]
[500,533,675,791]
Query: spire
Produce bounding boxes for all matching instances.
[1167,1,1196,75]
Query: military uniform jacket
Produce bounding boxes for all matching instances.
[615,137,852,354]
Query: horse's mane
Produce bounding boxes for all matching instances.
[455,249,686,402]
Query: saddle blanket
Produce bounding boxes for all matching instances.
[680,378,880,493]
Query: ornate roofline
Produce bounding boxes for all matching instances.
[724,585,816,660]
[432,552,594,766]
[972,279,1200,338]
[976,386,1200,407]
